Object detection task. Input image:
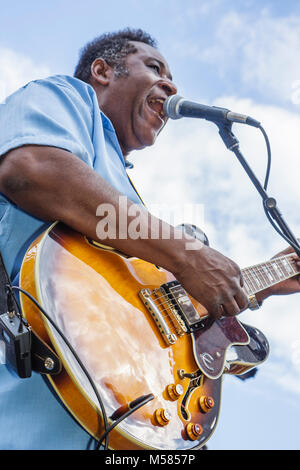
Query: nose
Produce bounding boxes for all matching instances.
[159,78,177,97]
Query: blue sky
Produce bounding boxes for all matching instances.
[1,0,300,450]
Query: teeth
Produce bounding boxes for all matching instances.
[149,98,164,104]
[148,97,165,118]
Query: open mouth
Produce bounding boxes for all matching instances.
[146,96,166,120]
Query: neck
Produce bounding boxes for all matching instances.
[241,253,299,295]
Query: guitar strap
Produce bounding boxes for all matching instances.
[126,171,146,206]
[0,251,61,377]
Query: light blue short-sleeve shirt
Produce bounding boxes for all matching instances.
[0,75,142,449]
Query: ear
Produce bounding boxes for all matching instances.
[90,58,114,86]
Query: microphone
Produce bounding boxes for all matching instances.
[163,95,261,128]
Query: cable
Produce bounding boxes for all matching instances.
[11,285,110,450]
[263,205,300,253]
[11,286,155,451]
[258,125,271,191]
[94,393,155,450]
[258,124,300,254]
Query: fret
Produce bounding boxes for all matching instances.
[241,254,300,296]
[274,259,286,278]
[242,275,253,295]
[262,264,274,282]
[278,258,291,277]
[251,268,263,290]
[253,265,268,289]
[282,257,294,275]
[285,256,298,274]
[241,268,256,294]
[267,260,281,282]
[242,264,269,294]
[256,264,273,286]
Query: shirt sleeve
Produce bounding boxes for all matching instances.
[0,76,95,167]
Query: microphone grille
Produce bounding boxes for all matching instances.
[163,95,184,120]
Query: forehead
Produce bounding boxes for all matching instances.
[127,41,173,80]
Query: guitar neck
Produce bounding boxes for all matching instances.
[242,253,300,296]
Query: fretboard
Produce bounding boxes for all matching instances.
[242,254,300,295]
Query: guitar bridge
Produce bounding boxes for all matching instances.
[156,287,188,336]
[139,289,177,346]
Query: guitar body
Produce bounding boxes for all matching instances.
[19,223,268,450]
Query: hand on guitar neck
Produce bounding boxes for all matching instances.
[255,245,300,302]
[172,228,300,319]
[172,241,249,319]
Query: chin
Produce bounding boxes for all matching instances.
[125,123,161,152]
[140,127,160,148]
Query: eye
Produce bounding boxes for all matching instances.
[148,63,160,74]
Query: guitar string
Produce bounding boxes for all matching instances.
[149,275,299,316]
[148,267,299,328]
[150,261,297,308]
[242,258,299,293]
[243,259,296,284]
[146,255,299,319]
[151,254,298,304]
[243,256,298,287]
[142,253,299,302]
[149,265,296,310]
[145,294,184,335]
[141,258,300,336]
[243,256,297,280]
[150,292,210,330]
[144,291,197,327]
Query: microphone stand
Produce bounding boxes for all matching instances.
[216,121,300,258]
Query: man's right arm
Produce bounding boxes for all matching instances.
[0,144,248,318]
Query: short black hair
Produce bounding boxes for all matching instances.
[74,28,158,83]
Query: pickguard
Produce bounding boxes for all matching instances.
[191,317,250,379]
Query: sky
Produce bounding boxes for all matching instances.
[1,0,300,450]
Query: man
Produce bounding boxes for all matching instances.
[0,28,299,449]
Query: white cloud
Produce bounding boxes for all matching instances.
[182,8,300,104]
[0,46,51,102]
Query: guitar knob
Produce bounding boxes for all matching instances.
[154,408,171,426]
[166,383,184,400]
[186,422,203,440]
[199,395,215,413]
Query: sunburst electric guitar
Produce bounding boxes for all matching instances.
[19,223,299,450]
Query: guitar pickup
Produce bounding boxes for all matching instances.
[160,281,204,332]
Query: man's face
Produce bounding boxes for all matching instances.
[100,41,177,156]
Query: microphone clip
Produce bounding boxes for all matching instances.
[216,121,240,151]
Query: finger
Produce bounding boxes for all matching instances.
[206,303,221,320]
[217,304,226,319]
[234,289,249,311]
[207,302,225,320]
[291,253,300,263]
[221,297,242,317]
